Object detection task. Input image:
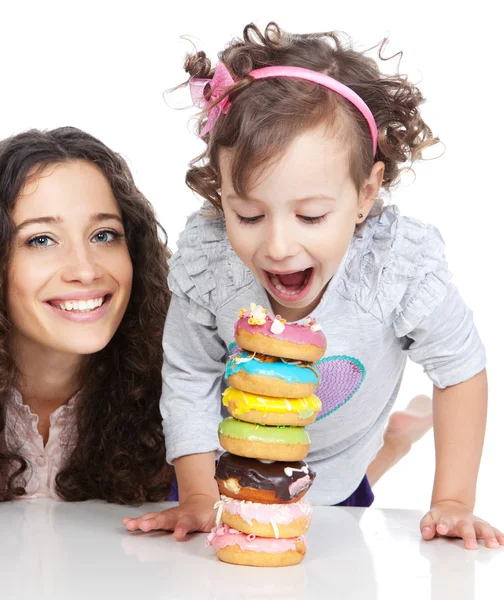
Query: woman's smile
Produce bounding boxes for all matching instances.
[43,291,113,322]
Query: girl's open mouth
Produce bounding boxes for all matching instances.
[263,267,314,302]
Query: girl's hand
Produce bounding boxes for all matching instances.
[122,494,217,540]
[420,500,504,549]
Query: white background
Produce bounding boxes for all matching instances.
[1,1,502,524]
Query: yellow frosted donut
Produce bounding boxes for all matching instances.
[222,387,321,426]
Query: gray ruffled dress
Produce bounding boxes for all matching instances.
[160,205,485,505]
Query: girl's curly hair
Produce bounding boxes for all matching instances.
[0,127,173,504]
[183,22,440,209]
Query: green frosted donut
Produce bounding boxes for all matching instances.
[218,417,310,445]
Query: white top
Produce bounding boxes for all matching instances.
[161,205,486,503]
[1,390,78,499]
[0,499,501,599]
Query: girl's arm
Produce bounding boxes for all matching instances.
[420,368,504,549]
[174,452,219,504]
[123,452,219,539]
[123,294,225,537]
[371,215,500,548]
[432,369,487,510]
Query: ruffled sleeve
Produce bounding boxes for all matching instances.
[162,208,256,463]
[168,209,253,326]
[337,206,450,331]
[337,205,485,388]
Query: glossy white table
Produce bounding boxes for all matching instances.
[1,499,502,599]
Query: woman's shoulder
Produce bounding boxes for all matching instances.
[337,204,451,332]
[168,207,253,323]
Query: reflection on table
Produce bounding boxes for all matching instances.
[1,500,502,600]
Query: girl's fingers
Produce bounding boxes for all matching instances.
[123,511,161,531]
[172,514,200,541]
[486,526,504,546]
[455,520,478,550]
[123,510,179,532]
[420,511,437,540]
[138,512,178,532]
[435,516,453,537]
[474,522,501,549]
[420,506,504,549]
[431,513,460,539]
[494,528,504,546]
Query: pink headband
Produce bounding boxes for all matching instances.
[189,63,378,156]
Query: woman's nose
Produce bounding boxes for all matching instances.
[60,246,103,285]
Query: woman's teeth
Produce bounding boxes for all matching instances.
[55,297,105,312]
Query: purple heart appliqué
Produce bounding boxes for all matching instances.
[227,344,365,420]
[315,356,366,420]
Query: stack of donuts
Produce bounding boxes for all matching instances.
[206,303,326,567]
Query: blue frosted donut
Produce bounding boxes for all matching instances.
[225,351,319,398]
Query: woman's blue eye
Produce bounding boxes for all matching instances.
[27,235,54,247]
[92,230,118,243]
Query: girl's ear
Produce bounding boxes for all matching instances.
[357,161,385,223]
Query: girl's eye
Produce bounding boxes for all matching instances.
[91,229,122,243]
[235,214,264,225]
[297,215,327,224]
[26,235,55,248]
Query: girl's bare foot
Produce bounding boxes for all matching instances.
[367,395,433,487]
[384,394,433,448]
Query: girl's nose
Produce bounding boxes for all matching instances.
[265,221,298,262]
[60,247,103,285]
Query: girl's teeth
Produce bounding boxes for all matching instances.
[57,297,105,311]
[270,273,307,296]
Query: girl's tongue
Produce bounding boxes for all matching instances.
[276,271,307,287]
[267,267,313,300]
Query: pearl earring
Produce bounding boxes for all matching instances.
[358,213,364,220]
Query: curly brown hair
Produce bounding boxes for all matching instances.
[183,22,440,210]
[0,127,173,504]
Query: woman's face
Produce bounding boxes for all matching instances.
[7,160,133,358]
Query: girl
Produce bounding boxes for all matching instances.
[124,23,503,548]
[0,127,173,504]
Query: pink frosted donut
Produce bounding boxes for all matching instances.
[234,304,326,362]
[215,494,312,539]
[206,524,307,567]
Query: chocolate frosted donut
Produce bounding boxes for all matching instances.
[215,452,316,504]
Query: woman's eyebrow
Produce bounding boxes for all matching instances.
[15,213,123,233]
[91,212,123,224]
[15,216,61,232]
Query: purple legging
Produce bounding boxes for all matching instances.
[167,474,374,507]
